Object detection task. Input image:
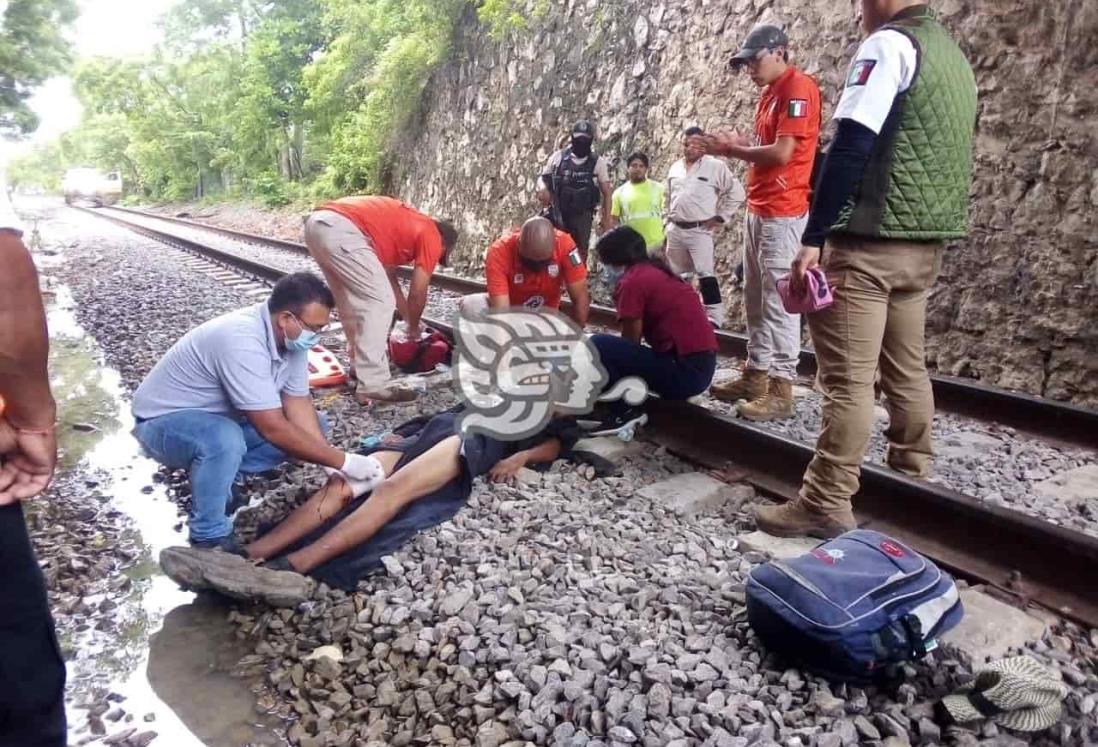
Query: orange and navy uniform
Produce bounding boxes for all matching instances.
[484,228,587,310]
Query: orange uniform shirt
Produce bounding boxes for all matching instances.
[485,229,587,310]
[747,66,822,218]
[317,195,444,273]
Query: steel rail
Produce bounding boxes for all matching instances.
[99,205,1098,450]
[80,203,1098,628]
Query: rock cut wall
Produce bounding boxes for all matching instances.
[396,0,1098,406]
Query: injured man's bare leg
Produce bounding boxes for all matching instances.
[270,435,464,574]
[158,428,566,606]
[244,448,406,562]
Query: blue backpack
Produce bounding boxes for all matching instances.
[746,529,964,683]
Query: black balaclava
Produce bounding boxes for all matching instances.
[570,136,593,158]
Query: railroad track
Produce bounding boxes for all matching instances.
[77,204,1098,629]
[101,204,1098,452]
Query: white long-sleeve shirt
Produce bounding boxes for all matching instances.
[666,155,745,224]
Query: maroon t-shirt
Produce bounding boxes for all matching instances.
[614,264,718,356]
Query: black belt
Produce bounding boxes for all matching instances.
[673,220,705,229]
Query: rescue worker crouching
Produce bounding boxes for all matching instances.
[458,216,591,327]
[586,226,719,436]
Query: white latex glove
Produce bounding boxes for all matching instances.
[341,452,386,489]
[343,472,384,498]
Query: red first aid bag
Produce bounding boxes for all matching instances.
[388,329,452,374]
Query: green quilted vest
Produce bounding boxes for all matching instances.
[834,6,977,241]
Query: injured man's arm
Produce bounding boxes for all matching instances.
[245,433,562,575]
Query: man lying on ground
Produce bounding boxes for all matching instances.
[159,410,579,606]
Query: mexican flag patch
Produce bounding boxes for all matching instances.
[567,248,582,267]
[847,59,877,87]
[788,99,808,118]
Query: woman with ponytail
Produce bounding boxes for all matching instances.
[587,226,718,435]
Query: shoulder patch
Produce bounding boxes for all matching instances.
[567,248,583,267]
[846,59,876,87]
[788,99,809,118]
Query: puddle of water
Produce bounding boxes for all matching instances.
[43,283,284,746]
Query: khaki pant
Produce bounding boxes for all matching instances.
[666,224,723,326]
[304,210,395,389]
[800,235,944,515]
[744,212,807,381]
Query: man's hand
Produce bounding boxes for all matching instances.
[341,452,386,486]
[0,421,58,504]
[791,245,822,295]
[705,130,750,157]
[489,452,529,484]
[703,218,724,232]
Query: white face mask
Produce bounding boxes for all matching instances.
[602,264,626,289]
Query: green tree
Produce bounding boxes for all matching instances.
[22,0,534,202]
[231,0,325,183]
[306,0,466,192]
[0,0,78,136]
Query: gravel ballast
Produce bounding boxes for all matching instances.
[26,201,1098,746]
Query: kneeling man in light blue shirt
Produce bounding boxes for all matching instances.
[132,272,383,549]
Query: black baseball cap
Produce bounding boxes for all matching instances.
[729,25,789,67]
[572,120,596,139]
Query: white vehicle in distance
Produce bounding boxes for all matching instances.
[62,167,123,206]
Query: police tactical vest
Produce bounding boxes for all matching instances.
[552,148,601,217]
[833,5,977,241]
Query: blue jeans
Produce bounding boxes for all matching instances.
[591,334,717,413]
[133,410,330,542]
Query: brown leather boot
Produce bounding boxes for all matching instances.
[710,368,767,403]
[754,500,857,540]
[739,377,795,421]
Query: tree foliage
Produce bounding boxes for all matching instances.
[11,0,532,203]
[0,0,78,136]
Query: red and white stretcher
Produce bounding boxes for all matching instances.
[307,345,348,389]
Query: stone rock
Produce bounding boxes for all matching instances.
[607,725,637,743]
[548,658,572,677]
[636,472,745,516]
[476,720,511,747]
[810,688,845,717]
[304,644,343,663]
[917,717,941,744]
[440,586,475,616]
[573,436,645,460]
[647,683,672,718]
[1033,465,1098,505]
[690,662,719,682]
[853,715,880,741]
[737,531,818,560]
[943,589,1048,663]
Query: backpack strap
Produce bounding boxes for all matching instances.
[900,614,929,659]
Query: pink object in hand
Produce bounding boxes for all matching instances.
[776,267,833,313]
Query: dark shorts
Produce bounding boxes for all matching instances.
[0,504,67,747]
